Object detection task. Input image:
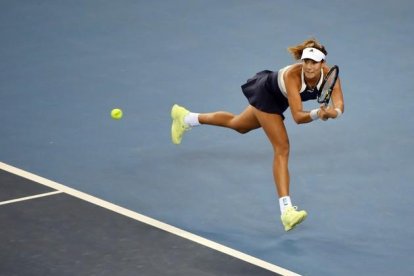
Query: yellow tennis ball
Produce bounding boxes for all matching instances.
[111,108,123,120]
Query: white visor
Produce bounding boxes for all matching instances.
[301,47,325,62]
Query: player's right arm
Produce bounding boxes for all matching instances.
[285,67,314,124]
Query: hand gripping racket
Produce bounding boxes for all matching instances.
[317,65,339,106]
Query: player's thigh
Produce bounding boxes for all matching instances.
[232,105,261,133]
[252,107,289,151]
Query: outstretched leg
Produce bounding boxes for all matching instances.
[198,105,260,134]
[171,104,260,145]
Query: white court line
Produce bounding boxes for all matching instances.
[0,162,301,276]
[0,191,63,206]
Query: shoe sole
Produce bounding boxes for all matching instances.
[171,105,180,144]
[171,104,189,145]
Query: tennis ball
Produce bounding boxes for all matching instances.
[111,108,123,120]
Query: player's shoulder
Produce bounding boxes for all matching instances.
[282,63,302,89]
[284,63,301,80]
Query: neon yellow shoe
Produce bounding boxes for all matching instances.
[281,206,307,231]
[171,104,191,145]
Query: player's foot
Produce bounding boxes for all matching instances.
[281,206,307,231]
[171,104,191,144]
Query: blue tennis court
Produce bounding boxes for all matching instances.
[1,1,414,275]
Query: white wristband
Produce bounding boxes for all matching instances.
[334,108,342,119]
[310,108,320,121]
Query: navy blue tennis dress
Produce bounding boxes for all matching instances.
[241,65,324,119]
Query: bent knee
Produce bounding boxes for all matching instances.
[229,120,254,134]
[235,127,252,134]
[229,119,258,134]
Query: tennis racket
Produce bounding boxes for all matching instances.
[317,65,339,106]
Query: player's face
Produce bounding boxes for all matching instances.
[302,59,323,80]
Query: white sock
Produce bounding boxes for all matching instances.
[184,112,200,127]
[279,196,292,214]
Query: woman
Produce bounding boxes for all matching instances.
[170,38,344,231]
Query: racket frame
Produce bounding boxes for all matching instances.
[317,65,339,106]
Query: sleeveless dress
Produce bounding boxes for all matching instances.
[241,65,323,119]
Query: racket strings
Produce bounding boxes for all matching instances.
[321,77,334,94]
[318,69,338,102]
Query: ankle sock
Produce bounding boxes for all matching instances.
[279,196,292,214]
[184,112,200,127]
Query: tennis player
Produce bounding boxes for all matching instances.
[171,38,344,231]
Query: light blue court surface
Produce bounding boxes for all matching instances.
[1,1,414,275]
